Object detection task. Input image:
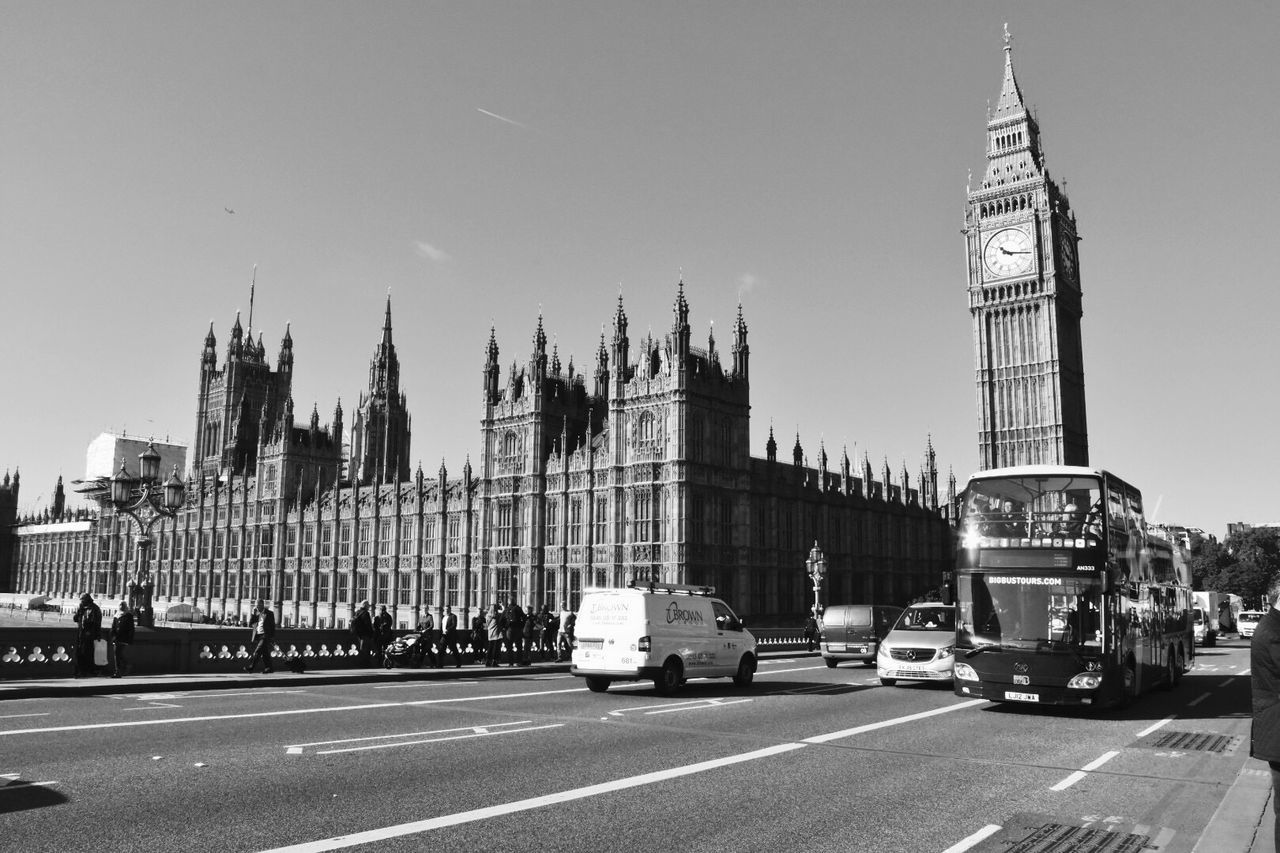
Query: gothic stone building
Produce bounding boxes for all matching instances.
[8,282,953,628]
[965,29,1089,469]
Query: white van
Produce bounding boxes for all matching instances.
[571,582,757,695]
[876,602,956,686]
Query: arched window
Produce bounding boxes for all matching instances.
[501,432,519,468]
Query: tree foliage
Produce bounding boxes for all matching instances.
[1197,528,1280,609]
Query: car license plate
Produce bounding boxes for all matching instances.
[1005,691,1039,702]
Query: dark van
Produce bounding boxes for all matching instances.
[819,604,902,668]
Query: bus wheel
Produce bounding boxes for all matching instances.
[1120,656,1138,708]
[655,659,683,696]
[1163,648,1179,690]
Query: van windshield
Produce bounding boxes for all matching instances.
[894,607,954,632]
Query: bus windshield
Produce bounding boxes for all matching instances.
[961,474,1103,541]
[957,573,1103,651]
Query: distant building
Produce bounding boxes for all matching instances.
[1148,523,1216,551]
[9,286,953,628]
[0,470,18,592]
[1226,522,1280,540]
[87,433,187,483]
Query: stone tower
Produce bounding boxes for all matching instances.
[964,26,1088,469]
[0,470,17,591]
[350,295,412,485]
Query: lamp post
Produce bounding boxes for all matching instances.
[104,441,186,628]
[805,540,827,620]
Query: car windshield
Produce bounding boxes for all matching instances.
[894,606,954,632]
[958,573,1103,652]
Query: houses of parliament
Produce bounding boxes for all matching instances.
[2,31,1086,629]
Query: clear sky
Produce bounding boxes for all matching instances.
[2,2,1276,540]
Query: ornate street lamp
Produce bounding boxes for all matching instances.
[102,441,186,628]
[806,540,827,620]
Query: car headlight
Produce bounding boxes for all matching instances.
[877,644,890,658]
[937,645,955,660]
[1067,673,1103,690]
[953,662,978,681]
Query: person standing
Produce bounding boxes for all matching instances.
[373,605,394,666]
[109,601,135,678]
[73,593,103,677]
[1251,592,1280,851]
[557,610,576,662]
[351,600,375,665]
[439,606,462,668]
[485,604,504,667]
[244,599,276,674]
[415,611,439,668]
[504,602,525,667]
[471,612,487,664]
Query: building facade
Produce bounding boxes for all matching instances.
[965,28,1089,469]
[8,283,953,627]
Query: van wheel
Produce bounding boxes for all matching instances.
[733,655,756,688]
[824,658,838,669]
[585,676,611,693]
[655,659,682,695]
[879,677,896,687]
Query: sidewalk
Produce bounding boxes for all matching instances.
[1197,758,1275,853]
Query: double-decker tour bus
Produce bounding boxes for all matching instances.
[950,465,1193,708]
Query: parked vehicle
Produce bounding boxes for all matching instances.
[877,602,956,687]
[571,582,756,695]
[1192,591,1222,646]
[819,604,902,668]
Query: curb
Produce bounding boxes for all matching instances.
[1194,758,1273,853]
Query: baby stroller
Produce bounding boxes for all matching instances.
[383,632,427,669]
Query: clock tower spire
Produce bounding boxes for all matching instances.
[964,25,1088,470]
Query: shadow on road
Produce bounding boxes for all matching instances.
[0,778,68,814]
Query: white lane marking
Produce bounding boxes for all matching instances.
[1137,716,1175,738]
[1051,750,1119,791]
[941,824,1002,853]
[315,723,565,755]
[0,702,404,737]
[372,682,478,690]
[256,742,807,852]
[123,704,182,711]
[1187,692,1211,708]
[1221,677,1236,688]
[0,713,50,720]
[0,687,588,737]
[802,699,986,743]
[607,698,750,717]
[288,721,536,749]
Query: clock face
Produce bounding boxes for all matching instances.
[983,228,1034,278]
[1059,233,1077,279]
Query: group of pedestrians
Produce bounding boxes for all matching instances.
[72,593,135,678]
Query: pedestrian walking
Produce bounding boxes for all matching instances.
[542,607,559,661]
[373,605,394,665]
[556,610,576,662]
[72,593,102,677]
[439,606,462,667]
[351,600,375,665]
[803,614,820,652]
[244,599,276,674]
[109,601,135,678]
[485,604,504,667]
[1252,592,1280,852]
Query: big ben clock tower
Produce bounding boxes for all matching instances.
[964,25,1088,470]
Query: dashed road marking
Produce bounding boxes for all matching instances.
[1051,749,1119,791]
[941,823,1002,853]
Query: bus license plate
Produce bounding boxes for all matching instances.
[1005,691,1039,703]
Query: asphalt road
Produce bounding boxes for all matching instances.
[0,643,1253,853]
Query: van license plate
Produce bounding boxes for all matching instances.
[827,643,845,652]
[1005,691,1039,702]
